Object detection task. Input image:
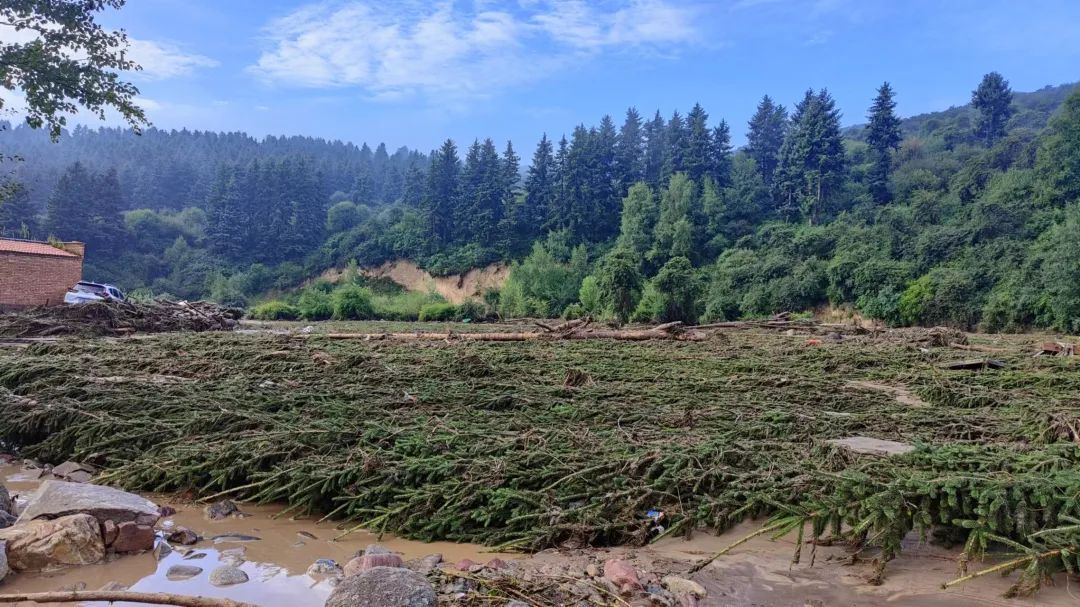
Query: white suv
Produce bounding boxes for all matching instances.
[64,281,126,305]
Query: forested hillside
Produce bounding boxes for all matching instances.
[1,77,1078,331]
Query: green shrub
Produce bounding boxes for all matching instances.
[297,288,333,320]
[456,299,488,322]
[562,303,586,320]
[248,301,300,321]
[898,276,932,325]
[332,285,375,320]
[372,290,444,321]
[418,302,459,322]
[631,283,665,323]
[578,276,602,314]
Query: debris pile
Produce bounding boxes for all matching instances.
[0,300,242,338]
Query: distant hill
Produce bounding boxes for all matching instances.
[844,81,1080,140]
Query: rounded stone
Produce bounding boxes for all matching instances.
[325,566,436,607]
[208,565,249,586]
[166,564,203,581]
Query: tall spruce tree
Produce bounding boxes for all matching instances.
[972,72,1014,147]
[456,138,503,246]
[614,108,645,195]
[866,82,902,203]
[710,120,733,187]
[685,104,711,182]
[746,95,788,187]
[519,135,556,246]
[775,89,846,224]
[663,111,688,183]
[423,139,461,246]
[642,111,668,190]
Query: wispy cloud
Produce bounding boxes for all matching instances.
[248,0,700,100]
[126,39,219,80]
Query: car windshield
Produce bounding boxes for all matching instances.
[75,283,106,295]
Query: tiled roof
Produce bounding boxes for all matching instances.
[0,239,79,258]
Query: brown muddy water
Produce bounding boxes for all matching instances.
[1,465,510,606]
[4,464,1080,607]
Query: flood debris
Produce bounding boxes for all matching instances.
[1035,341,1077,356]
[0,299,241,338]
[937,358,1008,371]
[827,436,916,456]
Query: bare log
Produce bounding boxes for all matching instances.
[316,326,702,342]
[949,342,1008,354]
[0,590,258,607]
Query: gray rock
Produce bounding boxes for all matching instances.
[153,541,173,561]
[307,558,343,577]
[51,461,97,481]
[209,565,249,586]
[0,510,15,529]
[404,553,442,576]
[0,484,11,514]
[326,567,437,607]
[166,564,203,581]
[166,527,199,545]
[0,540,8,583]
[203,500,241,520]
[17,480,160,527]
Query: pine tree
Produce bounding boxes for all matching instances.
[205,166,245,261]
[775,89,846,223]
[865,82,902,203]
[423,139,461,246]
[456,139,503,246]
[519,135,556,246]
[643,111,668,190]
[663,111,688,183]
[0,183,39,238]
[501,140,521,209]
[972,72,1014,147]
[614,108,644,195]
[746,95,788,187]
[685,104,711,182]
[710,120,733,187]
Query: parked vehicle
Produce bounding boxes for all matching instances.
[64,281,125,305]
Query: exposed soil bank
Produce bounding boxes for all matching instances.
[355,260,509,304]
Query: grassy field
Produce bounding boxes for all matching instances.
[2,323,1079,592]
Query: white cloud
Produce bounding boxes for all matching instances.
[249,0,699,100]
[126,39,219,80]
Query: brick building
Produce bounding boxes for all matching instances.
[0,238,85,310]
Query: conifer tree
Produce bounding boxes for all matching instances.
[746,95,788,187]
[519,135,556,246]
[866,82,902,203]
[616,182,658,257]
[643,111,668,190]
[972,72,1014,147]
[685,104,711,182]
[775,89,846,223]
[614,108,644,195]
[710,120,733,187]
[423,139,461,246]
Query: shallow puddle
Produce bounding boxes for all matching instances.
[1,465,511,606]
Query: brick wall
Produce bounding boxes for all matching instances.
[0,252,84,309]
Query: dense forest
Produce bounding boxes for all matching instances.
[1,76,1078,331]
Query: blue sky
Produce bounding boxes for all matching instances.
[23,0,1080,154]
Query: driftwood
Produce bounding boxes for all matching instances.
[949,342,1009,354]
[0,591,258,607]
[315,320,703,342]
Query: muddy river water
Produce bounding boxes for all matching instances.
[1,465,509,606]
[3,463,1079,607]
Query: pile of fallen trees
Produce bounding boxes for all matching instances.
[0,300,242,338]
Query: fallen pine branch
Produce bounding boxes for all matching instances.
[0,591,258,607]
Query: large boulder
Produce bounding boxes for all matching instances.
[326,567,437,607]
[0,513,105,571]
[17,480,160,527]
